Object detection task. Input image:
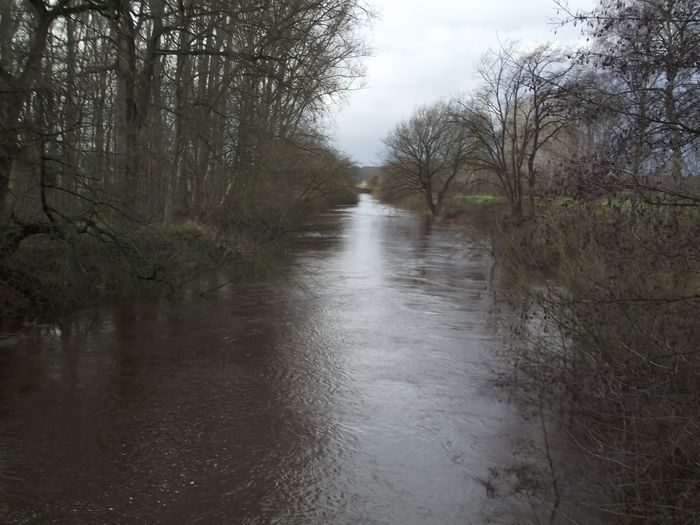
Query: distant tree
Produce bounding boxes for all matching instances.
[457,44,573,218]
[382,102,471,216]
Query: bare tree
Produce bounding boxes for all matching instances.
[457,44,573,218]
[558,0,700,187]
[382,101,471,216]
[0,0,372,282]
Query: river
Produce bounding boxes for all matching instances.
[0,195,547,524]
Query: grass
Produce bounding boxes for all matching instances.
[438,193,509,233]
[363,184,700,519]
[482,197,700,522]
[462,194,506,203]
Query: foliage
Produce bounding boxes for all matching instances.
[219,139,359,236]
[0,0,369,322]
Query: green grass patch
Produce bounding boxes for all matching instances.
[462,194,505,203]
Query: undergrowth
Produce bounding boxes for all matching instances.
[0,222,274,328]
[489,200,700,523]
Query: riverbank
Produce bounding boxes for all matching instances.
[0,194,541,524]
[439,192,700,522]
[0,223,242,328]
[0,190,359,329]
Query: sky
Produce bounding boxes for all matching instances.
[330,0,596,166]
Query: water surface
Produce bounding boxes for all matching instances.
[0,195,533,524]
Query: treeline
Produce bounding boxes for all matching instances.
[380,0,699,219]
[0,0,368,322]
[1,0,367,239]
[380,1,699,522]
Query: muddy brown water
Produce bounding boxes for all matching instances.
[0,195,544,524]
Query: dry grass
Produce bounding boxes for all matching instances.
[494,201,700,523]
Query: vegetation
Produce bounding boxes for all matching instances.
[0,0,367,325]
[379,0,699,521]
[457,44,573,219]
[381,101,471,216]
[2,0,699,521]
[1,221,239,326]
[489,198,699,523]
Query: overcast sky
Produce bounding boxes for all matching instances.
[330,0,596,166]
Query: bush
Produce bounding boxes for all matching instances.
[0,222,237,328]
[497,200,700,522]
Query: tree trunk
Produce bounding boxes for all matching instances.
[664,67,683,182]
[0,0,14,214]
[114,10,138,214]
[61,16,79,211]
[0,6,52,215]
[424,176,437,216]
[168,3,193,222]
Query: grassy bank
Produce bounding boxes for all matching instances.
[374,189,511,232]
[451,194,700,522]
[0,188,359,329]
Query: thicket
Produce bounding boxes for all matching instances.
[488,199,697,523]
[0,0,367,326]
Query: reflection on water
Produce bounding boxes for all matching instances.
[0,195,536,524]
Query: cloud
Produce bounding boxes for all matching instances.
[332,0,595,165]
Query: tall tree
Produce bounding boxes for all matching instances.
[1,0,370,257]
